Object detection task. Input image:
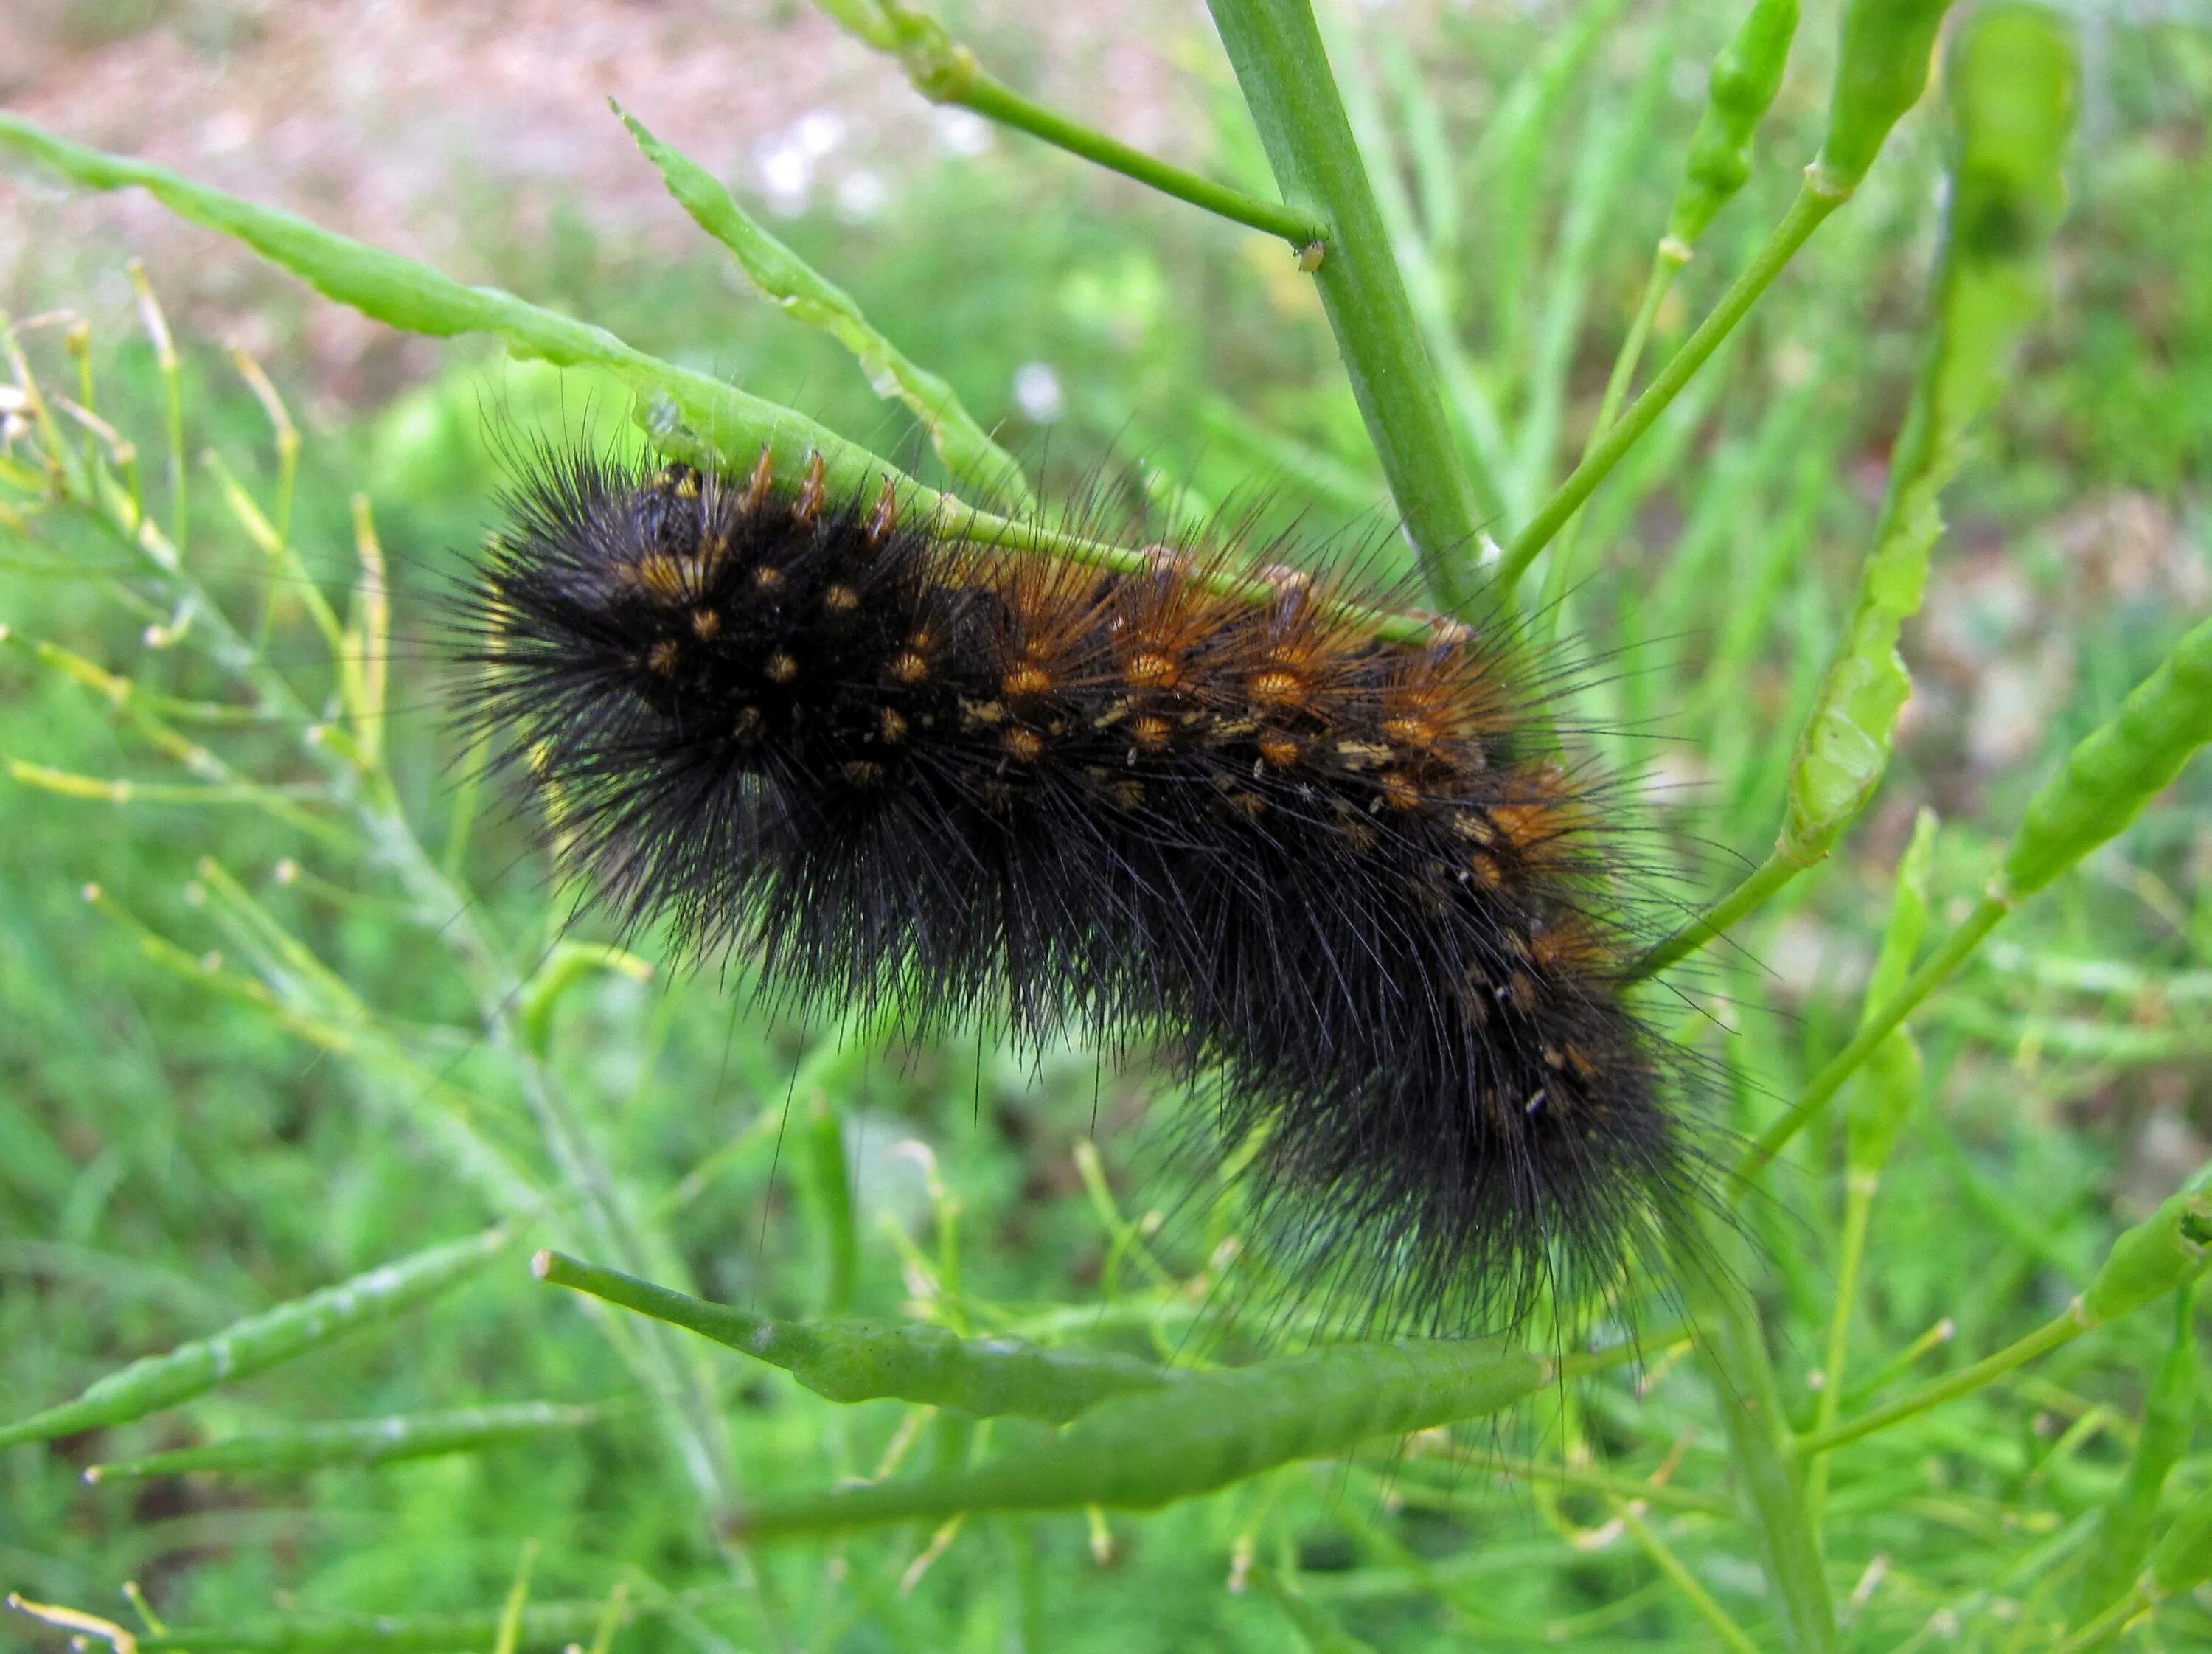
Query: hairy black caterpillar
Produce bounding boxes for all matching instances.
[456,445,1708,1336]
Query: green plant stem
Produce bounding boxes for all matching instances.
[953,72,1325,247]
[1536,240,1687,639]
[1794,1305,2084,1458]
[1497,175,1847,590]
[1634,845,1807,980]
[1206,0,1486,619]
[1612,1499,1764,1654]
[1739,892,2011,1178]
[1806,1175,1877,1523]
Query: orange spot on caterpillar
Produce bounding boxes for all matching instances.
[742,448,775,514]
[752,564,785,593]
[866,477,899,547]
[843,759,884,787]
[765,652,798,684]
[1003,663,1053,698]
[1003,726,1045,762]
[733,706,763,743]
[1130,714,1173,751]
[793,453,827,527]
[634,555,685,601]
[878,708,909,743]
[890,650,929,684]
[1377,771,1420,811]
[646,639,680,677]
[690,608,722,641]
[1258,732,1301,768]
[1124,651,1180,690]
[822,583,860,614]
[1248,668,1307,709]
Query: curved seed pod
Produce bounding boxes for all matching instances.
[1667,0,1802,248]
[535,1252,1172,1423]
[1997,613,2212,902]
[1812,0,1958,192]
[735,1338,1551,1536]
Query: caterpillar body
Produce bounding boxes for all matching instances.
[460,447,1704,1335]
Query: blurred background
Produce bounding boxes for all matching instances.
[3,0,2210,1647]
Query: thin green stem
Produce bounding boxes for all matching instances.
[1739,892,2013,1181]
[1206,0,1487,619]
[1536,240,1688,641]
[1634,846,1808,981]
[1794,1307,2086,1459]
[1498,176,1848,590]
[1806,1178,1877,1523]
[1613,1499,1765,1654]
[953,72,1326,247]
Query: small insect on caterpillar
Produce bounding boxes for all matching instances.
[456,445,1710,1337]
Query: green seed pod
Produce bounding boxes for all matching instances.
[1813,0,1957,192]
[1998,614,2212,901]
[737,1338,1552,1535]
[1947,4,2077,264]
[1667,0,1802,247]
[535,1251,1169,1423]
[0,1227,509,1451]
[2152,1481,2212,1598]
[2081,1192,2212,1327]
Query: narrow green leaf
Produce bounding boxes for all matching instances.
[535,1251,1170,1422]
[1246,1563,1379,1654]
[119,1595,721,1654]
[613,101,1034,509]
[2073,1285,2198,1633]
[735,1337,1551,1537]
[1780,7,2076,866]
[0,1226,510,1450]
[83,1400,608,1481]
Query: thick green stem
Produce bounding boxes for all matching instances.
[1498,176,1847,589]
[1206,0,1487,619]
[1740,892,2011,1178]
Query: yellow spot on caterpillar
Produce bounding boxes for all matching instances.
[647,640,680,677]
[742,448,775,514]
[1003,727,1045,762]
[690,608,722,640]
[1335,740,1390,771]
[823,583,860,614]
[1125,651,1180,690]
[672,470,700,500]
[1258,733,1301,768]
[765,652,798,684]
[1130,714,1172,751]
[890,650,929,684]
[793,452,827,527]
[1451,811,1498,845]
[878,708,909,743]
[752,564,785,593]
[733,706,764,742]
[843,759,883,787]
[1248,668,1306,708]
[866,476,899,547]
[962,699,1008,727]
[1543,1046,1567,1071]
[1004,664,1053,698]
[636,555,685,600]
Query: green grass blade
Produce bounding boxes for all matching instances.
[0,1226,510,1450]
[534,1251,1172,1422]
[613,100,1035,510]
[83,1400,610,1481]
[734,1338,1551,1537]
[108,1596,722,1654]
